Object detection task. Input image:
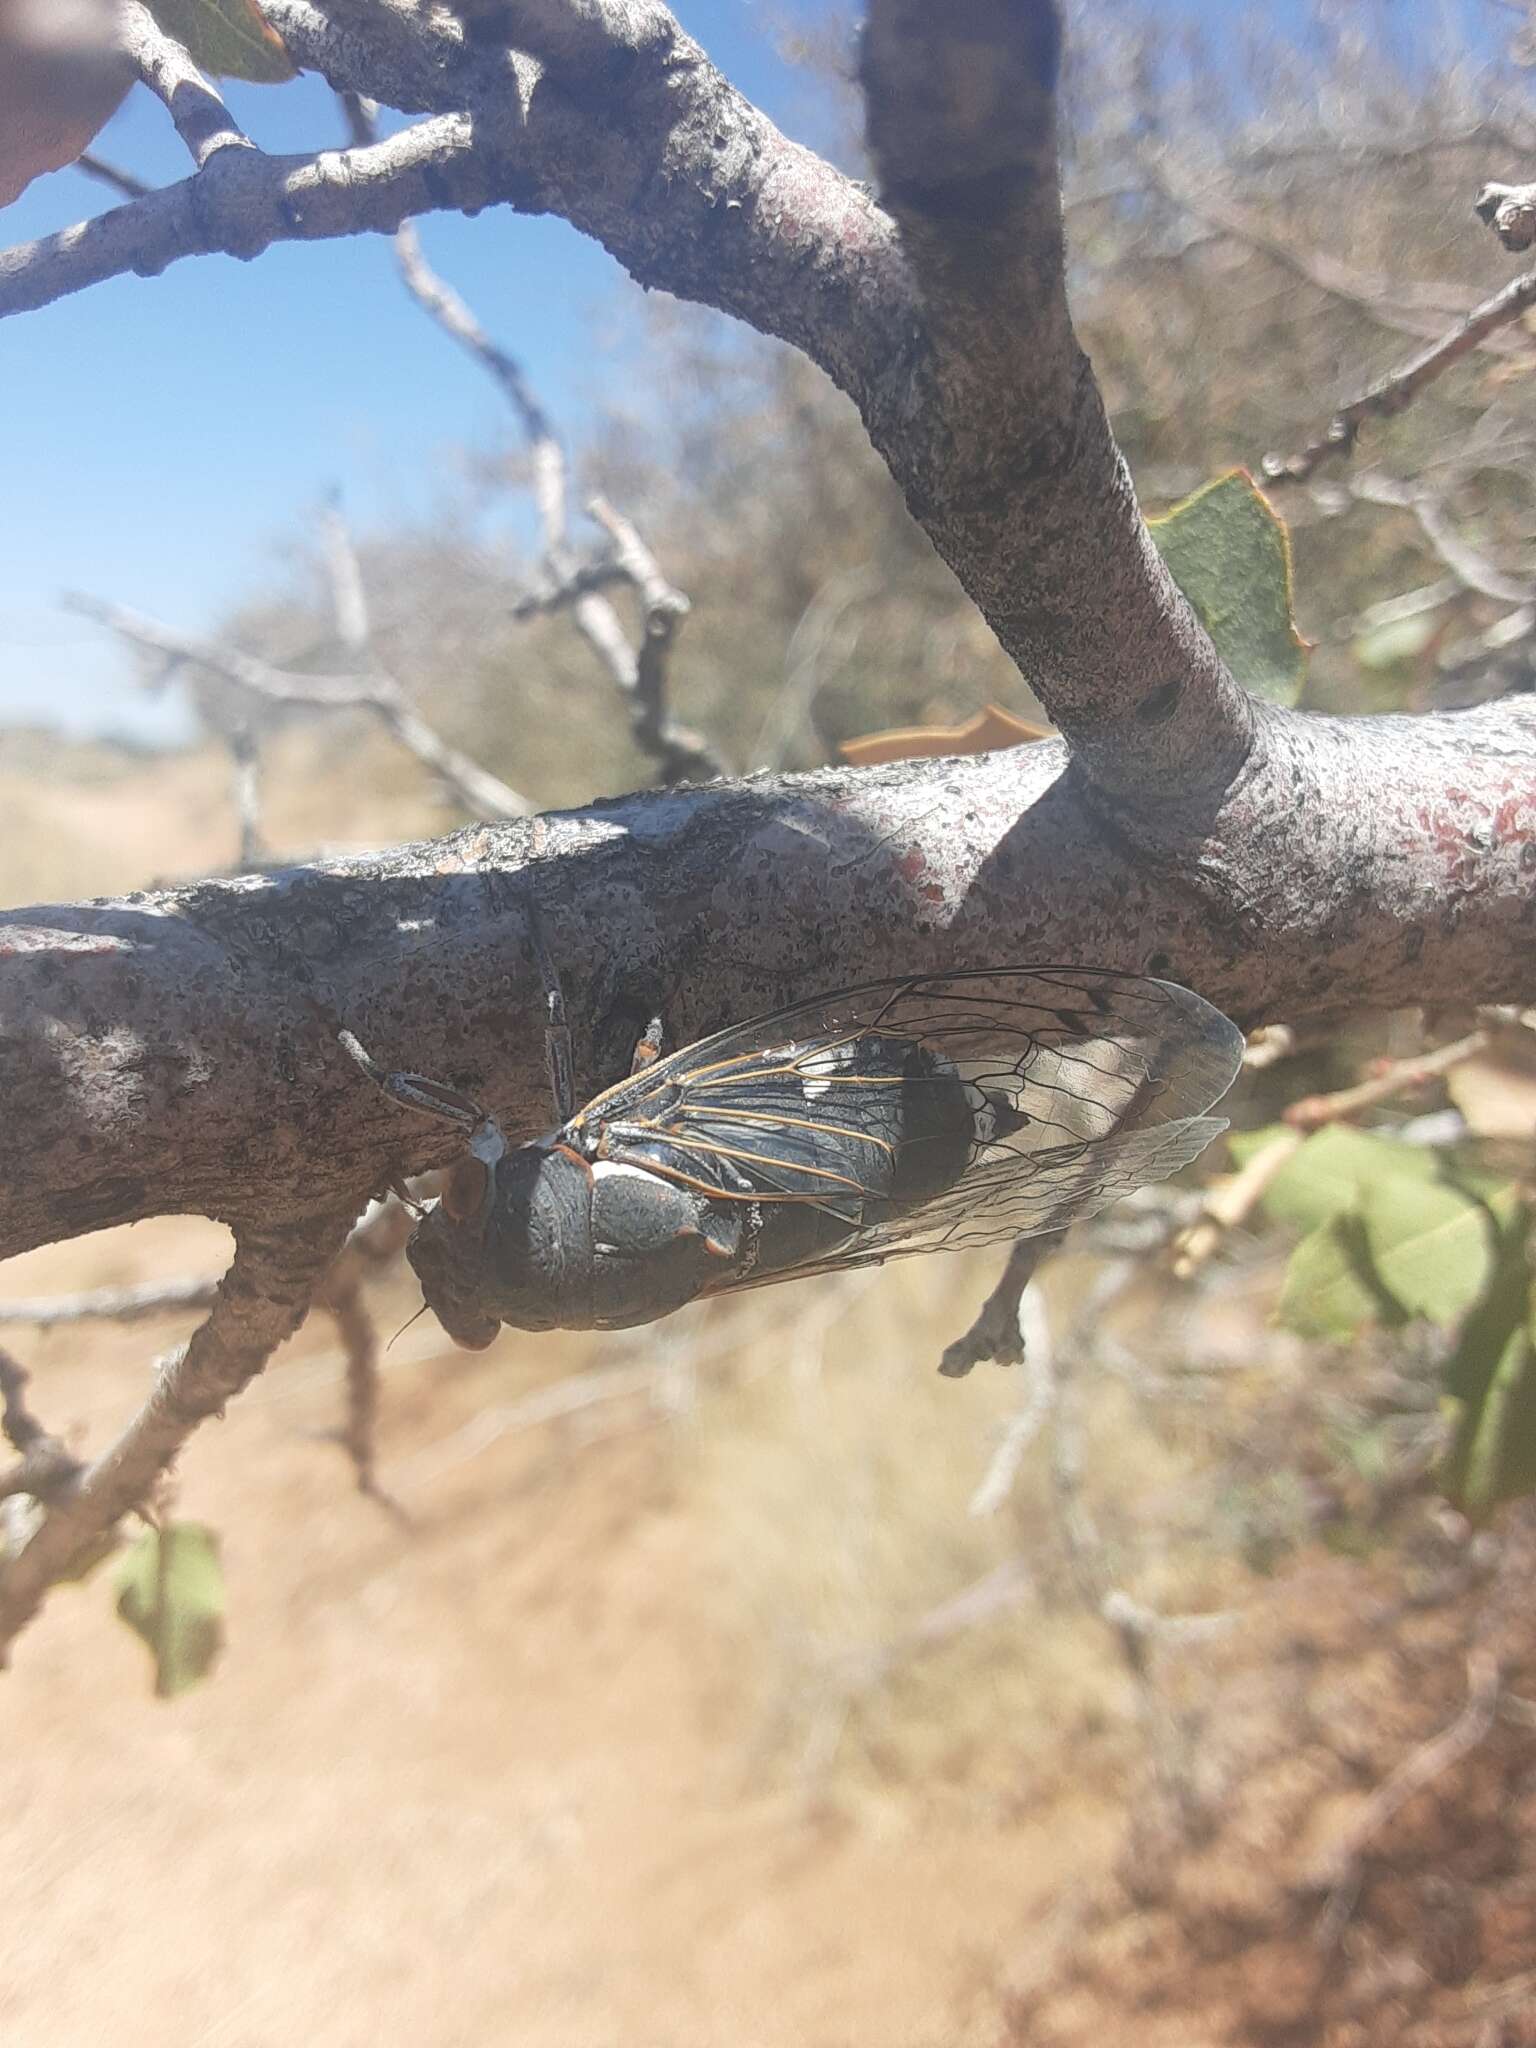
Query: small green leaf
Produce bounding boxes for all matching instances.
[1276,1215,1407,1339]
[144,0,295,81]
[1230,1123,1440,1236]
[1440,1208,1536,1519]
[114,1523,226,1698]
[1359,1176,1500,1327]
[1149,470,1309,706]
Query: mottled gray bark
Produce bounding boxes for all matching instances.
[4,701,1533,1264]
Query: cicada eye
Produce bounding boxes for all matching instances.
[441,1153,491,1222]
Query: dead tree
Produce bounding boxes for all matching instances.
[0,0,1532,1654]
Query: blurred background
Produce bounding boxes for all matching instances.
[4,2,1536,2043]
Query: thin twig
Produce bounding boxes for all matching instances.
[67,591,533,821]
[1263,267,1536,484]
[0,1212,355,1662]
[227,719,265,867]
[586,495,711,781]
[510,560,630,618]
[0,1276,221,1325]
[1152,156,1518,351]
[393,218,567,542]
[75,153,153,201]
[969,1290,1055,1516]
[315,1195,411,1512]
[1172,1128,1306,1278]
[0,1350,83,1507]
[1313,1649,1502,1949]
[120,0,255,169]
[1351,474,1536,606]
[1285,1028,1491,1131]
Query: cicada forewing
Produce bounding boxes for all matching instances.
[562,969,1243,1283]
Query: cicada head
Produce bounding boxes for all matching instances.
[407,1140,595,1344]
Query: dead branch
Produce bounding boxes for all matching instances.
[66,591,532,823]
[0,1276,221,1325]
[1263,267,1536,485]
[0,1349,83,1506]
[0,1211,356,1661]
[1476,178,1536,252]
[1312,1649,1502,1950]
[1349,474,1536,607]
[1153,156,1522,352]
[389,205,721,782]
[1172,1129,1307,1279]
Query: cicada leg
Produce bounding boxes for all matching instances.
[524,899,577,1126]
[630,1016,666,1074]
[338,1030,506,1161]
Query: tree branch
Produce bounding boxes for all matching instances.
[67,591,533,822]
[0,1212,355,1659]
[0,113,509,320]
[3,697,1533,1265]
[857,0,1252,801]
[1263,266,1536,484]
[5,1,1247,803]
[120,0,254,169]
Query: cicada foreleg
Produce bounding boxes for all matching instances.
[524,900,577,1126]
[338,1029,507,1166]
[630,1016,665,1075]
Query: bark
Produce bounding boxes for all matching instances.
[4,703,1533,1264]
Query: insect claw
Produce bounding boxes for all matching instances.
[338,1028,490,1137]
[630,1015,666,1074]
[526,900,577,1124]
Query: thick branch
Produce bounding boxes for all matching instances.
[2,700,1533,1263]
[857,0,1251,800]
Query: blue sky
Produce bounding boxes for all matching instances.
[0,0,1490,741]
[1,2,850,741]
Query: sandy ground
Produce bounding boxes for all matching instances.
[0,1216,1124,2048]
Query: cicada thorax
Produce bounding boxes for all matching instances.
[407,1136,754,1338]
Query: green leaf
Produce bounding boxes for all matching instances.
[1230,1123,1440,1236]
[1276,1215,1408,1339]
[114,1523,226,1698]
[1359,1176,1501,1326]
[1440,1207,1536,1519]
[143,0,295,81]
[1149,470,1309,706]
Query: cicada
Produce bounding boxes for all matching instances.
[343,967,1242,1350]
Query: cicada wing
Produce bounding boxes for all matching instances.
[578,968,1242,1240]
[716,1111,1233,1289]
